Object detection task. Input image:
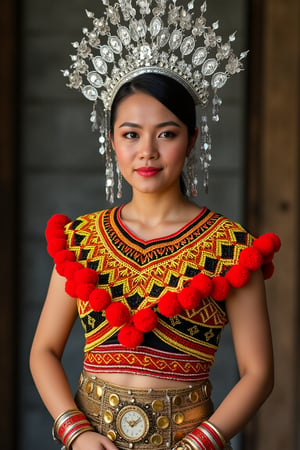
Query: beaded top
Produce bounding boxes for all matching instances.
[45,207,280,380]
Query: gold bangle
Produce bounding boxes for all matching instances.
[181,436,203,450]
[64,425,94,450]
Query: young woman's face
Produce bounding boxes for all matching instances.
[110,92,196,196]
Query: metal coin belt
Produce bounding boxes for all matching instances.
[75,371,214,449]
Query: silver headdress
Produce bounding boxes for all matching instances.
[62,0,247,203]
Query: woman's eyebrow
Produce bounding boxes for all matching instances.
[119,121,181,128]
[119,122,142,128]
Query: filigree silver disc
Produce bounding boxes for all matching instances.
[211,72,228,89]
[87,71,104,88]
[201,58,218,76]
[82,85,98,101]
[93,56,108,75]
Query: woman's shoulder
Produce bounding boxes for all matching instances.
[202,208,254,243]
[55,207,117,232]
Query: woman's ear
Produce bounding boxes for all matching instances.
[186,127,199,156]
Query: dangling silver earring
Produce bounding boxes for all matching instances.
[115,156,123,200]
[199,116,212,194]
[185,147,198,197]
[105,155,115,204]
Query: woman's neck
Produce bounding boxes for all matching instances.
[119,191,202,240]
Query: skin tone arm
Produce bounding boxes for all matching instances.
[208,269,274,441]
[29,268,118,450]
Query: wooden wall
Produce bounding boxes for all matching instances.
[1,0,299,449]
[0,1,17,449]
[247,0,300,448]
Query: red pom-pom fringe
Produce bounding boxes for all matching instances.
[89,289,111,312]
[225,265,250,289]
[65,280,78,298]
[77,283,95,302]
[262,262,274,279]
[178,286,201,310]
[239,247,263,271]
[106,302,131,327]
[64,261,84,280]
[190,273,212,297]
[158,292,182,318]
[253,235,275,256]
[211,276,231,301]
[45,227,66,242]
[118,325,144,348]
[47,239,66,258]
[47,214,71,228]
[54,250,76,265]
[45,213,281,349]
[133,308,157,333]
[74,268,98,285]
[264,232,281,252]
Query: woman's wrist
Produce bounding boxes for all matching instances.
[173,420,230,450]
[52,408,94,449]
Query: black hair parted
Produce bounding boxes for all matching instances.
[110,73,196,137]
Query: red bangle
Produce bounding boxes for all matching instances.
[201,421,226,448]
[52,409,94,449]
[177,421,228,450]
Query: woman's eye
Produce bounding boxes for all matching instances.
[159,131,176,138]
[124,131,138,139]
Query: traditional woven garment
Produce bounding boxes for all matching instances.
[46,206,279,381]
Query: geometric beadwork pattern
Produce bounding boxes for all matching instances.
[65,206,254,371]
[83,345,211,381]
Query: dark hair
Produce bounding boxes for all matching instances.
[110,73,196,137]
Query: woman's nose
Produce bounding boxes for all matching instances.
[138,136,159,159]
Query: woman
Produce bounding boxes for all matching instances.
[30,2,280,450]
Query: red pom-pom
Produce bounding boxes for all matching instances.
[64,261,83,280]
[89,289,111,311]
[106,302,131,327]
[253,235,275,256]
[74,267,98,285]
[178,286,201,310]
[47,238,66,257]
[77,283,96,301]
[133,308,157,333]
[55,262,68,276]
[45,227,66,242]
[239,246,263,271]
[54,250,76,265]
[264,232,281,252]
[118,325,144,348]
[225,265,250,288]
[65,280,78,298]
[211,276,231,301]
[190,273,212,297]
[262,262,274,279]
[47,214,71,228]
[158,292,182,318]
[263,252,274,264]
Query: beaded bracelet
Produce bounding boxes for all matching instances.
[173,420,230,450]
[52,408,94,449]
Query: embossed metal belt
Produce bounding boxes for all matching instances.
[75,371,214,449]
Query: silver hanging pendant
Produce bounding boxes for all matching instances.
[199,116,212,193]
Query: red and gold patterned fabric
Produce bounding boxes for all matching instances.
[45,206,280,381]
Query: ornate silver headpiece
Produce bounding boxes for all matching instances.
[62,0,247,202]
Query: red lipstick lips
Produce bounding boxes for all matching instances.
[135,167,162,177]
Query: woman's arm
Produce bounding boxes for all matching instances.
[30,267,79,418]
[208,269,274,440]
[30,268,118,450]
